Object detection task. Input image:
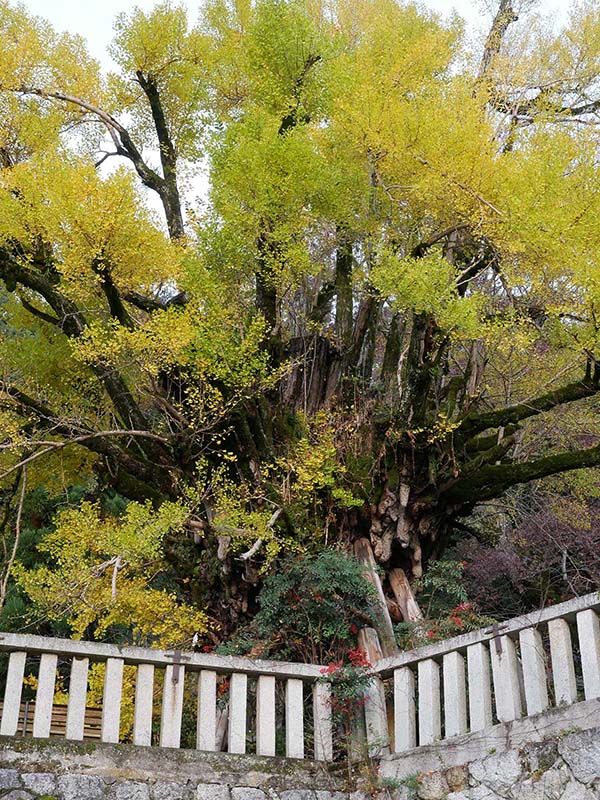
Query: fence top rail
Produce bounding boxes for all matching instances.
[375,590,600,677]
[0,631,324,679]
[1,590,597,682]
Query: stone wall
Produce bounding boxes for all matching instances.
[403,726,600,800]
[0,736,355,800]
[3,726,600,799]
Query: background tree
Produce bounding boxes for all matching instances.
[1,0,600,641]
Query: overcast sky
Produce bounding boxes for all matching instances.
[20,0,569,69]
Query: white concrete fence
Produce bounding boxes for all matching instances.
[374,590,600,755]
[0,634,334,761]
[0,591,599,762]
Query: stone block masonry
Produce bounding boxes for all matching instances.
[3,727,600,798]
[0,736,361,800]
[405,726,600,799]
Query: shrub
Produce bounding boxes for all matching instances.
[219,549,376,663]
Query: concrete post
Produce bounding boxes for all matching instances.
[393,666,416,752]
[443,651,467,738]
[313,681,333,762]
[66,657,89,741]
[466,642,493,731]
[548,617,577,705]
[101,657,124,743]
[418,659,441,745]
[228,672,247,754]
[0,651,26,736]
[490,636,522,722]
[577,609,600,700]
[197,670,217,752]
[519,627,549,715]
[285,677,304,759]
[160,664,185,748]
[364,674,390,756]
[133,663,154,746]
[256,674,276,756]
[32,653,58,738]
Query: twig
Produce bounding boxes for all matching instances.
[0,467,26,610]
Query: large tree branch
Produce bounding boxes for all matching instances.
[0,429,171,481]
[278,53,321,135]
[335,231,353,352]
[93,257,136,330]
[442,439,600,504]
[0,384,174,500]
[135,72,185,238]
[255,53,322,333]
[0,253,149,431]
[17,295,60,327]
[476,0,518,83]
[458,376,600,440]
[14,86,184,238]
[0,250,85,336]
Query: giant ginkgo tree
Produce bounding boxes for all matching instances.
[1,0,600,635]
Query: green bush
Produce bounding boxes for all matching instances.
[219,549,376,663]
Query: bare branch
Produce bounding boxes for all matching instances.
[0,466,26,611]
[477,0,519,82]
[0,430,171,481]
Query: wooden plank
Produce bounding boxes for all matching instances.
[354,538,399,657]
[389,568,423,622]
[0,700,102,740]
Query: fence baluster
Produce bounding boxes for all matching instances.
[393,666,416,752]
[66,657,89,741]
[577,609,600,700]
[418,659,441,745]
[101,657,124,743]
[519,628,549,715]
[490,636,522,722]
[548,618,577,706]
[228,672,247,754]
[256,674,276,757]
[466,643,492,732]
[0,651,27,736]
[160,663,185,748]
[133,663,154,747]
[313,681,333,762]
[197,670,217,752]
[285,677,304,759]
[443,651,467,738]
[33,653,58,738]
